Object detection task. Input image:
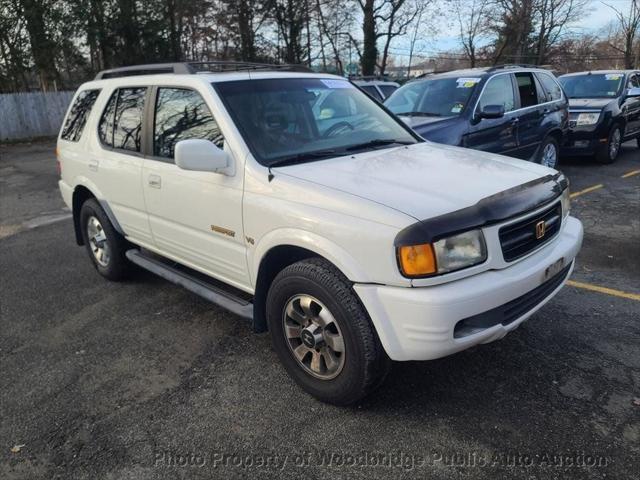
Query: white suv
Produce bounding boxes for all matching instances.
[57,62,583,405]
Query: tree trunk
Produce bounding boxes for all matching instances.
[20,0,60,90]
[361,0,377,75]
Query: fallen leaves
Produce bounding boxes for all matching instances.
[10,444,25,453]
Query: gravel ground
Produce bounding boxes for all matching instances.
[1,140,639,479]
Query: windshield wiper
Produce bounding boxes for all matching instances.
[345,138,414,152]
[401,111,443,117]
[267,150,337,168]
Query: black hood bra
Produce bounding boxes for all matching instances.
[395,173,568,246]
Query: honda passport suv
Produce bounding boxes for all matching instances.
[57,62,583,405]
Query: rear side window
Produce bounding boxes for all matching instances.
[98,87,146,152]
[98,91,117,147]
[536,73,563,101]
[153,88,223,159]
[60,89,100,141]
[113,88,146,152]
[515,73,541,108]
[378,85,397,98]
[360,85,383,101]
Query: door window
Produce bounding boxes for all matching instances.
[98,91,117,147]
[360,85,383,101]
[536,73,563,101]
[514,73,541,108]
[629,75,640,88]
[153,88,224,159]
[478,75,515,113]
[378,85,397,99]
[61,89,101,141]
[113,88,146,152]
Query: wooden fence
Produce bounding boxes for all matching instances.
[0,91,75,142]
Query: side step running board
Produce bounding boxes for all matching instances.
[126,249,253,320]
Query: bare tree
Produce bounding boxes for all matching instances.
[452,0,491,67]
[534,0,588,65]
[604,0,640,68]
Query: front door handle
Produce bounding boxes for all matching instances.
[148,174,161,189]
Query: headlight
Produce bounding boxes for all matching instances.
[561,187,571,218]
[397,229,487,277]
[575,112,600,126]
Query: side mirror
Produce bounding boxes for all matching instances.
[174,139,232,175]
[626,87,640,98]
[477,104,505,120]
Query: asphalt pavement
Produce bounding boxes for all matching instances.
[1,140,639,479]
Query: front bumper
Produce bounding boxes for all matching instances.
[355,216,583,361]
[560,121,608,156]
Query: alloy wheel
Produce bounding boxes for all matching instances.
[86,216,110,267]
[282,294,346,380]
[541,142,558,168]
[609,128,621,160]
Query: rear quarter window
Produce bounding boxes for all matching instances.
[60,89,101,141]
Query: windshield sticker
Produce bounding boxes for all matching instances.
[456,77,481,88]
[607,91,617,96]
[605,74,621,80]
[451,102,464,113]
[321,79,353,89]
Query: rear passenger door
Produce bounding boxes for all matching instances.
[465,74,519,155]
[512,72,546,160]
[141,86,249,289]
[92,86,153,244]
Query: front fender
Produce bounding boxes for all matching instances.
[250,228,371,286]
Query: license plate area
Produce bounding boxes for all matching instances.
[543,257,565,282]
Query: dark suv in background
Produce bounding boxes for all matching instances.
[558,70,640,163]
[384,65,568,168]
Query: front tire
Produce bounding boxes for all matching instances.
[596,126,622,164]
[537,136,560,169]
[79,199,130,281]
[266,258,390,405]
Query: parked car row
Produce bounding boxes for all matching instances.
[382,66,640,166]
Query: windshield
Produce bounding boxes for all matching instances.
[384,76,480,117]
[214,78,418,166]
[559,74,624,98]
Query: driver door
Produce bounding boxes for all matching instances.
[464,74,519,155]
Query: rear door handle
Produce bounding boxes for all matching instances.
[148,174,161,189]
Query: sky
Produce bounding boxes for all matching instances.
[389,0,633,62]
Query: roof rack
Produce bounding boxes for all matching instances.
[95,61,312,80]
[487,64,546,72]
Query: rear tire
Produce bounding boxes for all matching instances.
[596,126,622,164]
[79,199,130,281]
[536,136,559,169]
[266,258,390,405]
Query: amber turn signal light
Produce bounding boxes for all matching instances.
[398,243,437,277]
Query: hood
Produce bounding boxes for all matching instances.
[568,98,614,110]
[399,115,460,131]
[274,142,555,221]
[399,115,452,128]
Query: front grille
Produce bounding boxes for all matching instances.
[499,202,562,262]
[454,263,572,338]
